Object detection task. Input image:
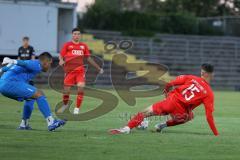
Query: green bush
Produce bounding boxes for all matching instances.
[122,29,155,37]
[159,12,198,34]
[80,4,223,37]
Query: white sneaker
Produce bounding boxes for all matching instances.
[56,104,69,114]
[73,108,80,114]
[109,126,130,135]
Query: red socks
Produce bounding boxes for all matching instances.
[63,94,69,105]
[127,112,145,129]
[63,92,84,109]
[76,92,84,108]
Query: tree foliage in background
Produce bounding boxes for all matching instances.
[80,0,239,36]
[121,0,240,16]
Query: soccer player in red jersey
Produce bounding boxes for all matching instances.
[58,28,103,114]
[110,64,219,136]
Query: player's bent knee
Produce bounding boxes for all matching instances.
[32,90,44,99]
[173,113,193,124]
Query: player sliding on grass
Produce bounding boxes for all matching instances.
[0,52,66,131]
[58,28,103,115]
[110,63,219,136]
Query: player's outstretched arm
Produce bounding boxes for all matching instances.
[0,64,13,73]
[87,57,104,74]
[17,60,42,72]
[18,47,21,60]
[2,57,40,72]
[205,109,219,136]
[59,43,68,66]
[59,55,65,66]
[164,75,188,93]
[204,100,219,136]
[2,57,17,65]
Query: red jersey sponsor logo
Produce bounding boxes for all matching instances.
[72,50,84,56]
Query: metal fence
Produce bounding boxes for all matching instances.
[198,16,240,37]
[86,29,240,90]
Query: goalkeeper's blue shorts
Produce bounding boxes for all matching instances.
[0,80,37,101]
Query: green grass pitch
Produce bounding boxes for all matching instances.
[0,89,240,160]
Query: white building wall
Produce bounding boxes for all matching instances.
[0,2,58,56]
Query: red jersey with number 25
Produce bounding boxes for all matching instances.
[166,75,218,136]
[60,41,90,73]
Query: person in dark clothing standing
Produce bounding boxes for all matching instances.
[17,36,36,130]
[18,36,35,60]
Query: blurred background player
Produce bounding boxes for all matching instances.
[17,36,36,130]
[110,64,219,136]
[18,36,35,60]
[58,28,104,115]
[0,52,65,131]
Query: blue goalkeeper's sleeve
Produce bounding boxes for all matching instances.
[15,60,42,72]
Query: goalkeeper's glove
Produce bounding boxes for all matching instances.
[2,57,17,65]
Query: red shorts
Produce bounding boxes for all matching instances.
[64,70,85,86]
[152,94,193,120]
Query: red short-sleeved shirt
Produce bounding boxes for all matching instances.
[165,75,218,135]
[60,41,90,73]
[169,75,214,112]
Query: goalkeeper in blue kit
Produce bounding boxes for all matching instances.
[0,52,65,131]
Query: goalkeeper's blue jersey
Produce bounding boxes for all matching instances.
[0,60,42,83]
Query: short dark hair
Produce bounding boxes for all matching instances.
[38,52,52,61]
[23,36,29,41]
[201,63,214,73]
[72,28,81,33]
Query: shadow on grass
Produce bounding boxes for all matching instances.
[0,124,16,129]
[157,129,211,136]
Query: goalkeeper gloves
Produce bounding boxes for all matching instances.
[2,57,17,65]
